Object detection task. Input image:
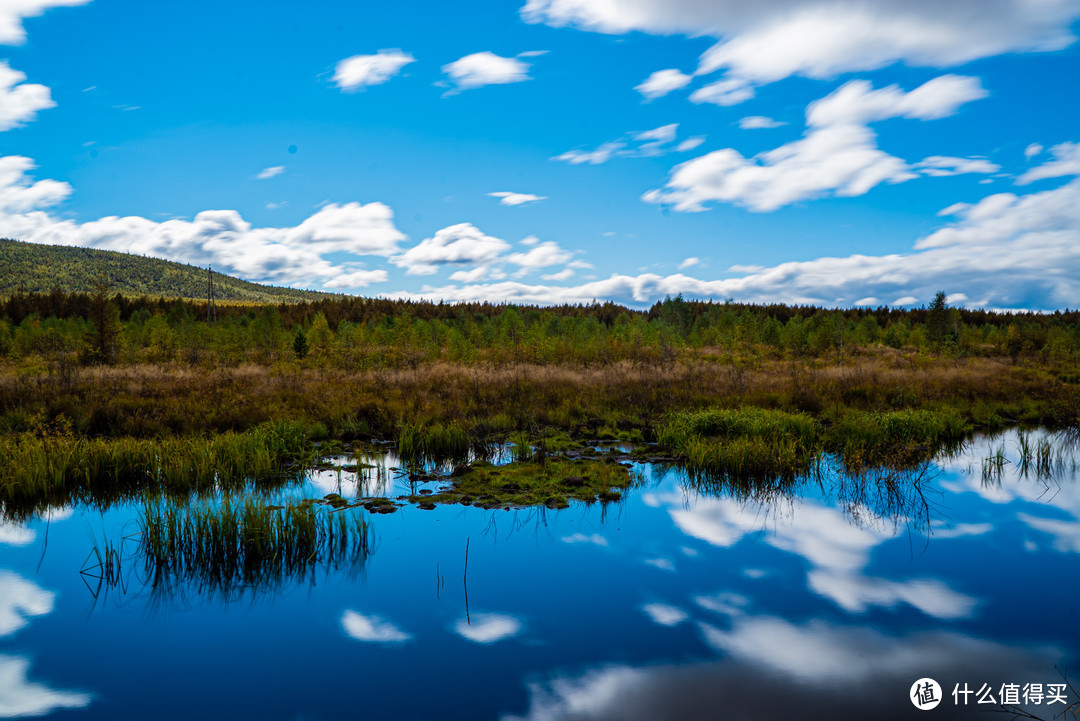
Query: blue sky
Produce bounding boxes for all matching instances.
[2,0,1079,309]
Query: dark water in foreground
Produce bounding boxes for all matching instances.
[1,429,1078,720]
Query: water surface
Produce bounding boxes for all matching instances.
[1,429,1077,719]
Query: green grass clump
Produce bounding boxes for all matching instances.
[658,408,820,480]
[138,496,369,597]
[0,421,314,518]
[407,456,634,509]
[395,421,471,465]
[826,409,968,467]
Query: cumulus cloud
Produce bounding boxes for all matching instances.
[689,77,754,106]
[554,124,693,164]
[1025,142,1044,159]
[635,69,692,100]
[804,75,986,127]
[255,166,284,180]
[552,141,625,165]
[387,181,1080,312]
[738,116,785,129]
[522,0,1080,102]
[914,156,1000,177]
[332,50,415,91]
[1,155,402,288]
[645,76,985,212]
[453,613,522,644]
[341,610,412,643]
[0,520,34,546]
[507,240,573,268]
[321,269,388,288]
[677,257,700,270]
[0,62,55,131]
[1016,141,1080,184]
[561,533,608,546]
[442,51,532,93]
[393,222,510,275]
[488,191,547,206]
[0,0,89,45]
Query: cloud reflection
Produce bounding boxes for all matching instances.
[341,610,412,643]
[454,613,522,644]
[504,615,1060,721]
[659,493,977,618]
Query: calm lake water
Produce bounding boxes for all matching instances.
[2,429,1078,720]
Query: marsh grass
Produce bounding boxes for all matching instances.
[826,409,968,469]
[0,421,314,519]
[410,456,636,509]
[658,408,820,481]
[137,496,370,599]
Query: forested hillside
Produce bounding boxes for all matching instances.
[0,238,337,302]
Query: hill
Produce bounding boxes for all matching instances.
[0,239,340,303]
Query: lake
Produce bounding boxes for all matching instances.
[1,428,1077,720]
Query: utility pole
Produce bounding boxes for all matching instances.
[207,265,217,323]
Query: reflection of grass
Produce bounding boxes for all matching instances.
[0,421,314,519]
[138,496,370,598]
[407,457,635,509]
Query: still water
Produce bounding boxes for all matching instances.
[1,429,1077,720]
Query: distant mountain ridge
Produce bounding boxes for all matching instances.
[0,238,341,302]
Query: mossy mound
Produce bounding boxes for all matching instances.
[403,456,634,509]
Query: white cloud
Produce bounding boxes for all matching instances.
[341,610,411,643]
[555,124,691,165]
[644,557,675,571]
[542,269,574,281]
[552,141,625,165]
[442,51,531,93]
[255,166,284,180]
[689,77,754,106]
[0,155,71,212]
[1016,141,1080,184]
[1,156,407,289]
[394,222,510,275]
[454,613,522,643]
[646,76,985,213]
[804,75,986,127]
[644,125,914,212]
[635,69,692,100]
[522,0,1080,103]
[321,269,388,288]
[676,136,705,152]
[507,240,574,269]
[739,116,785,130]
[488,191,547,206]
[915,155,1000,177]
[0,62,54,131]
[641,603,688,626]
[0,0,89,45]
[333,50,415,91]
[677,257,700,270]
[694,591,749,616]
[1025,142,1044,159]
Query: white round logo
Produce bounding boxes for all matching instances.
[911,678,942,710]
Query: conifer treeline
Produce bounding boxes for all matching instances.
[2,289,1078,367]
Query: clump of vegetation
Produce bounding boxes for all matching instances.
[825,409,968,468]
[405,456,635,509]
[0,420,315,519]
[658,408,820,480]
